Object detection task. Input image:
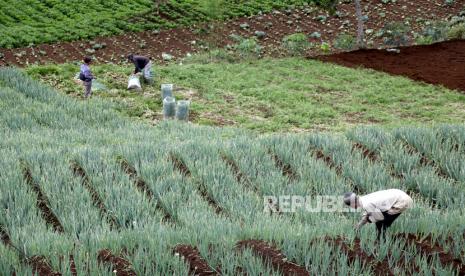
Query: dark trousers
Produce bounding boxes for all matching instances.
[376,212,401,241]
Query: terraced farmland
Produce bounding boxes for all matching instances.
[1,69,465,275]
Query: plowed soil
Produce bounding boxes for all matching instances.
[97,249,136,276]
[0,0,462,67]
[318,40,465,92]
[236,239,309,276]
[173,244,218,275]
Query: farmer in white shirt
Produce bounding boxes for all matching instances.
[343,189,413,240]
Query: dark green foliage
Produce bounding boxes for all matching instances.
[1,0,339,48]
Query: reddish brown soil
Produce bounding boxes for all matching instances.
[325,237,393,276]
[69,255,78,276]
[398,233,465,275]
[97,249,136,276]
[71,162,120,230]
[268,150,299,181]
[352,143,378,162]
[21,163,65,233]
[173,244,219,275]
[27,255,62,276]
[236,239,309,276]
[0,0,462,67]
[319,40,465,93]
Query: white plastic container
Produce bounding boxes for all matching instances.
[176,100,190,121]
[161,83,173,100]
[163,96,176,120]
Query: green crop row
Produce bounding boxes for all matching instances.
[0,68,464,274]
[1,0,324,48]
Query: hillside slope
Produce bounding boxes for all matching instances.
[1,69,465,275]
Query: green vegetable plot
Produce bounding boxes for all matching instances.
[0,0,318,48]
[0,68,464,274]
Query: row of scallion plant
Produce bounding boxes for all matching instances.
[0,68,464,274]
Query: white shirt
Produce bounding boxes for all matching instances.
[359,189,413,223]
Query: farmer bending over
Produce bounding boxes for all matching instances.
[127,54,152,84]
[79,56,94,98]
[343,189,413,240]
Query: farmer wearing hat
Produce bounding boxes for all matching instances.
[127,54,152,84]
[343,189,413,240]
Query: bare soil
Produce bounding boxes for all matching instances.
[69,255,78,276]
[318,40,465,93]
[173,244,219,275]
[0,0,462,70]
[236,239,309,276]
[21,163,65,233]
[97,249,137,276]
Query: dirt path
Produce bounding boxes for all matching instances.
[0,0,462,67]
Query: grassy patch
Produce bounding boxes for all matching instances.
[25,57,465,133]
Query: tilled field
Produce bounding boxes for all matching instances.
[1,69,465,275]
[318,39,465,93]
